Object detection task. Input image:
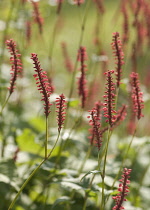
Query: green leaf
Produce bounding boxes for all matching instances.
[80,170,101,182]
[16,128,45,156]
[67,98,79,108]
[51,196,71,209]
[29,117,45,132]
[0,174,19,191]
[0,159,17,180]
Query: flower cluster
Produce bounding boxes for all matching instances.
[88,102,102,150]
[103,70,116,127]
[31,1,44,34]
[61,42,73,72]
[130,72,144,120]
[111,32,124,88]
[6,39,22,94]
[77,46,88,109]
[112,168,132,210]
[31,53,51,117]
[56,94,67,132]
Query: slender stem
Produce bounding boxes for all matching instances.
[0,93,11,158]
[105,126,137,204]
[47,131,60,159]
[8,131,61,210]
[82,174,96,210]
[0,0,14,75]
[0,94,11,115]
[8,158,46,210]
[67,0,91,108]
[45,117,48,159]
[78,145,93,175]
[100,129,111,210]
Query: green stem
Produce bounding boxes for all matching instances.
[0,94,11,115]
[67,0,91,109]
[45,117,48,159]
[105,126,137,204]
[100,129,111,210]
[82,174,96,210]
[78,145,93,175]
[8,131,60,210]
[8,158,46,210]
[0,0,15,75]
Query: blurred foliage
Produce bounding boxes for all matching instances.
[0,0,150,210]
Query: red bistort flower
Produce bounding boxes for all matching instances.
[31,0,44,34]
[56,94,67,132]
[103,70,116,127]
[31,53,52,117]
[77,46,88,109]
[6,39,22,94]
[88,101,102,150]
[130,72,144,120]
[111,32,125,88]
[112,168,132,210]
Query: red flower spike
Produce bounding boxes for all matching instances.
[93,0,105,14]
[111,32,125,88]
[112,105,127,129]
[31,1,44,34]
[130,72,144,120]
[112,168,132,210]
[6,39,22,94]
[26,20,31,44]
[31,53,52,117]
[121,1,129,45]
[77,46,88,109]
[88,102,102,150]
[103,70,116,127]
[56,94,67,132]
[61,42,73,73]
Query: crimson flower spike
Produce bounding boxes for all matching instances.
[111,32,125,88]
[103,70,116,127]
[88,106,102,150]
[6,39,22,95]
[31,53,52,117]
[77,46,88,109]
[121,1,129,45]
[112,168,132,210]
[61,42,73,73]
[31,1,44,34]
[130,72,144,120]
[93,0,105,14]
[56,94,67,132]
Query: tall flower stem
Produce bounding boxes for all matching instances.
[8,158,46,210]
[0,0,14,76]
[8,132,60,210]
[67,0,91,107]
[100,129,112,210]
[105,126,137,205]
[78,145,93,175]
[45,116,49,159]
[0,94,11,115]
